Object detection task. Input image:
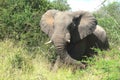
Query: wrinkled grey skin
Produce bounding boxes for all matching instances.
[40,9,109,70]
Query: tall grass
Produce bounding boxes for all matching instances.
[0,39,120,80]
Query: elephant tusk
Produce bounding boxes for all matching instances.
[45,40,52,44]
[67,40,70,43]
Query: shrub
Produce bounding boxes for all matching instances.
[94,2,120,47]
[0,0,70,59]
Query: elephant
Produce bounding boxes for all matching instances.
[40,9,109,70]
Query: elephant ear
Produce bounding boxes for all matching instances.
[40,10,59,38]
[73,11,97,39]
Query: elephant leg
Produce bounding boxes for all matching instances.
[59,50,86,69]
[52,48,86,71]
[63,53,86,70]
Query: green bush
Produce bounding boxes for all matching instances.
[0,0,70,60]
[94,2,120,47]
[0,0,70,47]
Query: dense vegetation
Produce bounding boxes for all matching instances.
[94,2,120,47]
[0,0,120,80]
[0,0,70,46]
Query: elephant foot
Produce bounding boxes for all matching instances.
[71,63,86,72]
[64,55,87,69]
[57,54,87,73]
[51,55,87,72]
[51,51,87,72]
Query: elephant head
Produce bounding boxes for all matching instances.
[40,10,97,52]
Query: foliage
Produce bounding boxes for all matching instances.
[0,40,120,80]
[51,0,70,10]
[0,0,70,47]
[0,0,70,62]
[94,1,120,46]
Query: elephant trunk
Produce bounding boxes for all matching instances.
[52,34,66,51]
[52,34,71,64]
[51,31,71,50]
[51,34,84,67]
[51,34,68,62]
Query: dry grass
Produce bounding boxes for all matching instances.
[0,39,120,80]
